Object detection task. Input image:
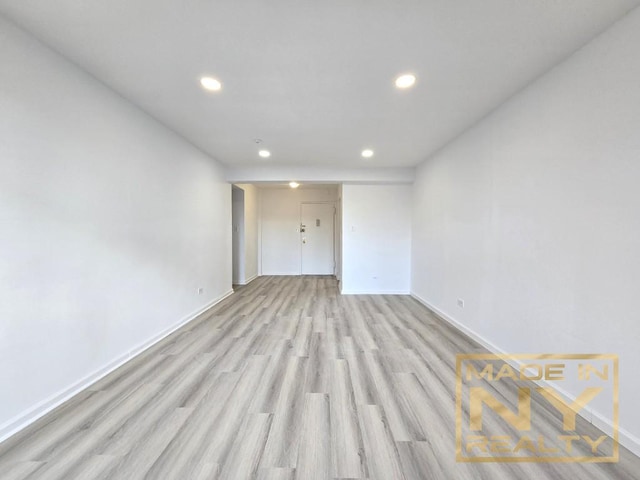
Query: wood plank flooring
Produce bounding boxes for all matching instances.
[1,276,638,479]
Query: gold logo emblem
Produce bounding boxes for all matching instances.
[455,354,618,463]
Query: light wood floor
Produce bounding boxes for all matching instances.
[1,276,638,479]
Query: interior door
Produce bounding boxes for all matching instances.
[300,203,335,275]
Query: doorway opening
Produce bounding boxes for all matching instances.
[259,184,341,278]
[231,186,245,285]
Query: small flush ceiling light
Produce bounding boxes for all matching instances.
[258,150,271,158]
[395,73,416,89]
[289,181,300,189]
[361,149,374,158]
[200,76,222,91]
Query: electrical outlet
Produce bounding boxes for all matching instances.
[457,298,465,308]
[197,288,204,295]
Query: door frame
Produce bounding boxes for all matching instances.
[299,201,337,275]
[231,186,246,285]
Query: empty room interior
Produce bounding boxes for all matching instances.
[1,1,640,479]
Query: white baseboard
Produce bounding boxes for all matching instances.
[236,274,258,286]
[341,289,410,295]
[410,291,640,459]
[410,292,501,353]
[262,273,338,277]
[0,288,234,444]
[261,272,300,276]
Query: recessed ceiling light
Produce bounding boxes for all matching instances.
[200,76,222,91]
[395,73,416,89]
[258,150,271,158]
[361,149,374,158]
[289,181,300,189]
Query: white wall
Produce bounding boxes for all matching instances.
[260,186,338,275]
[0,17,232,440]
[342,185,411,294]
[236,184,259,284]
[411,8,640,453]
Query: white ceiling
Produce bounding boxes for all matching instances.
[1,0,638,168]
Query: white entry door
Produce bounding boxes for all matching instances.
[300,203,335,275]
